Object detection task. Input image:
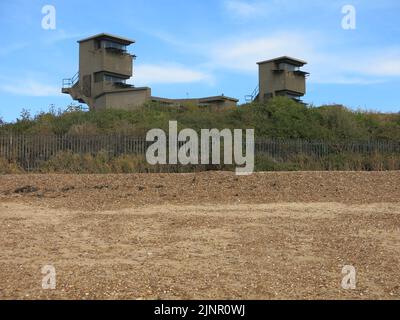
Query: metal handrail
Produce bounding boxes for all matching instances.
[245,85,259,102]
[62,71,79,89]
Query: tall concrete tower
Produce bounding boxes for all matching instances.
[62,33,151,110]
[62,33,238,110]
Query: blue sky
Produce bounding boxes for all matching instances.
[0,0,399,121]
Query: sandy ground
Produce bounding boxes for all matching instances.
[0,171,399,300]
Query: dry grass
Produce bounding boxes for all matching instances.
[0,158,22,174]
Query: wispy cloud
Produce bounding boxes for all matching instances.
[223,0,268,19]
[307,48,400,84]
[0,30,85,57]
[207,32,315,73]
[0,42,29,56]
[0,79,60,97]
[201,31,400,85]
[140,29,188,48]
[41,29,85,45]
[310,76,386,85]
[355,55,400,77]
[134,63,214,85]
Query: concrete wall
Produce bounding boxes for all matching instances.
[102,51,132,76]
[95,88,151,111]
[79,40,132,78]
[152,97,237,110]
[79,41,93,85]
[205,99,237,110]
[284,72,306,94]
[78,38,133,109]
[258,61,306,101]
[258,62,275,101]
[92,80,125,99]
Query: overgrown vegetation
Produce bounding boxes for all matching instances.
[1,97,399,141]
[0,158,21,174]
[1,151,399,174]
[0,97,399,173]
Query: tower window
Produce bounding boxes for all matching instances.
[104,74,126,84]
[278,63,300,72]
[101,40,127,52]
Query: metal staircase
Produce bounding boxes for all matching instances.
[61,72,86,105]
[245,85,259,103]
[62,71,79,89]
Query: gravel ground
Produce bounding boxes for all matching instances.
[0,171,399,300]
[0,171,399,210]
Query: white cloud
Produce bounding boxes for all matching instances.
[224,0,267,18]
[208,32,314,73]
[0,80,60,97]
[42,29,85,45]
[0,42,29,56]
[307,49,400,84]
[0,31,84,57]
[355,56,400,77]
[134,64,214,85]
[203,31,400,85]
[309,75,385,85]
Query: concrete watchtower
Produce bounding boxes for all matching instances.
[62,33,151,110]
[257,56,309,102]
[62,33,239,110]
[246,56,309,103]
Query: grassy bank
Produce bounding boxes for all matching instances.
[1,97,398,173]
[1,151,399,174]
[1,97,400,141]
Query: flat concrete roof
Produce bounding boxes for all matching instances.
[257,56,307,67]
[199,95,239,103]
[78,33,135,45]
[96,87,150,98]
[152,95,239,103]
[275,89,303,96]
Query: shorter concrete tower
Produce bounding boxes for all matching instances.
[247,56,309,103]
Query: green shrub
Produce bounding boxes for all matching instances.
[2,97,399,141]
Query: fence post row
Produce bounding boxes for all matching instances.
[0,134,399,171]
